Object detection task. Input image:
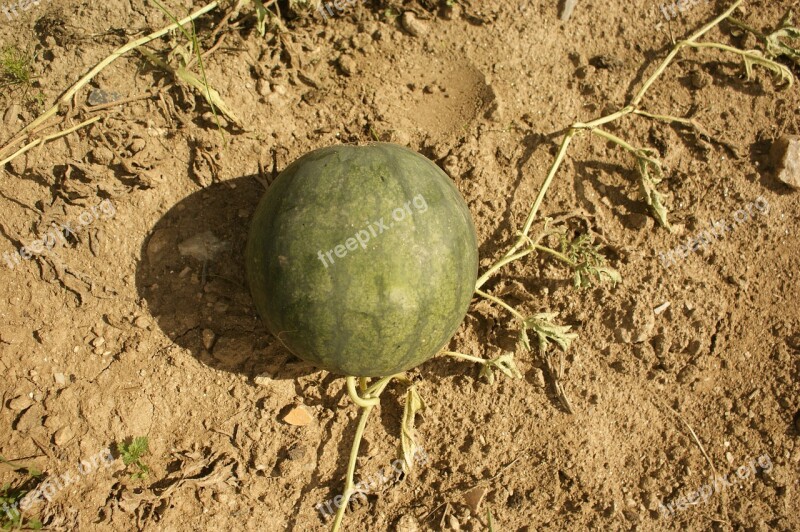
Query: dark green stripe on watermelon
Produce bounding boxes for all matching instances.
[246,143,478,377]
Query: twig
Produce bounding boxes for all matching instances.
[0,115,102,168]
[0,1,220,159]
[560,0,578,22]
[475,0,748,291]
[653,396,718,481]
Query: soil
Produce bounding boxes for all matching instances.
[1,1,798,531]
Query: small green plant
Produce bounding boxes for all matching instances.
[559,233,621,289]
[0,456,43,530]
[117,437,150,481]
[0,46,33,88]
[141,0,241,144]
[729,9,800,68]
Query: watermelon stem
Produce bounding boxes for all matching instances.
[475,289,525,322]
[345,376,380,408]
[332,376,396,532]
[475,0,756,290]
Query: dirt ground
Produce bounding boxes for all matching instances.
[1,0,798,531]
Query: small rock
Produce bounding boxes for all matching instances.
[3,104,20,126]
[442,154,459,177]
[401,12,429,37]
[677,364,700,384]
[133,316,149,329]
[653,302,671,315]
[178,231,229,261]
[254,373,273,386]
[287,445,307,461]
[688,68,711,90]
[726,451,734,464]
[87,88,122,106]
[463,486,487,513]
[90,146,114,165]
[91,336,105,348]
[128,137,146,154]
[16,406,42,431]
[589,55,623,70]
[9,395,33,411]
[627,212,652,231]
[616,299,656,344]
[256,78,271,97]
[771,135,800,189]
[54,373,66,386]
[53,426,74,446]
[201,329,216,351]
[394,514,421,532]
[337,54,357,77]
[532,368,546,388]
[442,3,461,20]
[447,514,460,531]
[283,406,314,426]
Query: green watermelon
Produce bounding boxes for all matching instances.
[246,143,478,377]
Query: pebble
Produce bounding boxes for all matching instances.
[54,373,66,386]
[16,406,42,431]
[283,406,313,426]
[178,231,229,261]
[394,514,421,532]
[616,299,655,344]
[53,426,74,446]
[133,316,149,329]
[87,88,122,106]
[688,68,711,89]
[447,514,460,530]
[287,444,307,461]
[532,368,546,388]
[771,135,800,189]
[3,103,20,126]
[463,486,487,513]
[9,395,33,411]
[442,3,461,20]
[256,78,271,97]
[337,54,357,77]
[90,146,114,165]
[677,364,699,384]
[401,12,429,37]
[627,212,651,231]
[128,137,146,154]
[201,329,216,351]
[254,373,273,386]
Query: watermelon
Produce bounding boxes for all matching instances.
[246,143,478,377]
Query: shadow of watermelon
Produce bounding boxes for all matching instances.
[135,175,315,381]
